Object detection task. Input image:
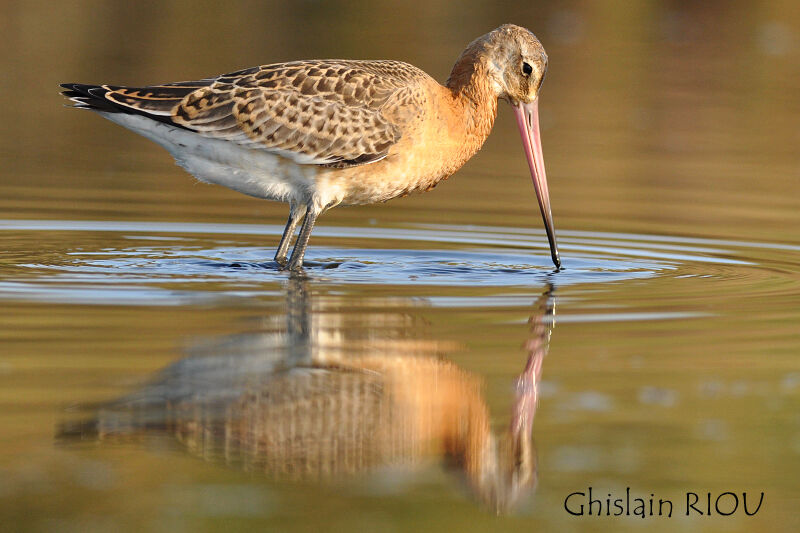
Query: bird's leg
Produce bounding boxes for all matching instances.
[274,204,307,266]
[285,204,319,271]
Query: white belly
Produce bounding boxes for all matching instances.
[99,113,317,205]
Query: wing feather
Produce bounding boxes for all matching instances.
[62,60,427,168]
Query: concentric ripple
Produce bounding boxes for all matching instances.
[0,219,798,307]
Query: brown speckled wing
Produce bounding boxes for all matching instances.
[84,61,428,167]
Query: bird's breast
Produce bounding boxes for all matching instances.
[318,86,493,207]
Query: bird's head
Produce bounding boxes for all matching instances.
[481,24,548,107]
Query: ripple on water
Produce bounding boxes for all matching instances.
[0,219,798,307]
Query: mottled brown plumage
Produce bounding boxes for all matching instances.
[65,60,429,167]
[62,24,559,270]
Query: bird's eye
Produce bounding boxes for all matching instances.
[522,62,533,76]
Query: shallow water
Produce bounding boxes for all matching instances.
[2,2,800,532]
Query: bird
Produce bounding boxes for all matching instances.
[61,24,560,270]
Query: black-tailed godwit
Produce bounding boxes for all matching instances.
[62,24,560,270]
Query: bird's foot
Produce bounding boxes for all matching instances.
[284,256,304,271]
[275,250,288,268]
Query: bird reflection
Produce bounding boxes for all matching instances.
[59,277,555,513]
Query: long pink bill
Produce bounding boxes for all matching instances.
[513,100,561,269]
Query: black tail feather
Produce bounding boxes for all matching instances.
[60,82,206,129]
[61,83,119,112]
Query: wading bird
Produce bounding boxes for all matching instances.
[62,24,560,270]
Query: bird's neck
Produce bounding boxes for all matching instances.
[446,53,499,147]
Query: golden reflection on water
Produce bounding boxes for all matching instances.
[59,278,554,514]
